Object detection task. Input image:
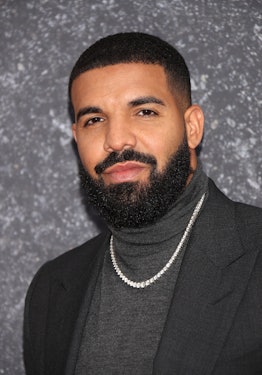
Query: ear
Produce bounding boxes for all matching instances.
[184,105,204,149]
[72,123,77,143]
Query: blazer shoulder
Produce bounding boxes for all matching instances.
[234,201,262,251]
[234,200,262,223]
[47,230,110,272]
[208,178,262,251]
[208,178,262,220]
[27,230,110,297]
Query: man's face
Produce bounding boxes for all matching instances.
[71,63,196,228]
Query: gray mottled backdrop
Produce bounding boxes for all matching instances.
[0,0,261,373]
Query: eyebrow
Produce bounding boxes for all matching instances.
[128,96,165,107]
[76,106,102,122]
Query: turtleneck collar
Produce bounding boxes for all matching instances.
[109,162,208,251]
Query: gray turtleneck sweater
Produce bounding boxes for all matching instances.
[75,166,208,374]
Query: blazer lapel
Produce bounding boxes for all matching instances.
[153,183,259,374]
[64,234,110,375]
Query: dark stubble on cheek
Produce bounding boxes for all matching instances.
[79,136,191,229]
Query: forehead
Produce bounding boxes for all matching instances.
[71,63,172,105]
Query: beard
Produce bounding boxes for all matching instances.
[79,135,192,229]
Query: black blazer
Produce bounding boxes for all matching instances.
[24,180,262,374]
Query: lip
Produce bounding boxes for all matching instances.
[102,161,149,183]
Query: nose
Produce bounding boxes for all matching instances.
[103,118,137,153]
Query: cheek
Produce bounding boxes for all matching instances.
[76,139,102,177]
[149,131,184,171]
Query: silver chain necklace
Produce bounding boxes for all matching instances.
[110,193,206,289]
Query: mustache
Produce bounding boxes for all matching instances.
[95,149,157,175]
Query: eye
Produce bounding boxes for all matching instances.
[84,116,104,127]
[137,109,158,117]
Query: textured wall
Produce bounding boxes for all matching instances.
[0,0,261,373]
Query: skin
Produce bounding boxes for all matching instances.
[71,63,204,187]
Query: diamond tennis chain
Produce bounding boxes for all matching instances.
[110,193,206,289]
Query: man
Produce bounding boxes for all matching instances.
[24,32,262,374]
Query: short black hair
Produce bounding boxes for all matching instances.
[69,32,191,110]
